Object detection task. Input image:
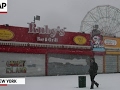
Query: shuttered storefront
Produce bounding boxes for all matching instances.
[105,55,117,73]
[119,56,120,72]
[0,52,45,77]
[48,53,90,76]
[94,55,103,73]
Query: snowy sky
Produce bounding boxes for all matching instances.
[1,0,120,32]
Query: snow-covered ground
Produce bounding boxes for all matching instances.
[1,73,120,90]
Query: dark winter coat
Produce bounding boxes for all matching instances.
[89,62,98,76]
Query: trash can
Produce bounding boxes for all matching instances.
[78,76,86,88]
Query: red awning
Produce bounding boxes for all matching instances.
[0,46,93,56]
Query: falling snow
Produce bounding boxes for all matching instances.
[0,73,120,90]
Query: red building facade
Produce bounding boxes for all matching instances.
[0,23,93,76]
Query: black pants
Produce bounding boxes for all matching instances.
[90,74,98,88]
[90,74,96,82]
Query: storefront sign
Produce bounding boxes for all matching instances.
[6,60,26,73]
[37,37,58,42]
[0,29,14,40]
[28,22,65,38]
[73,36,87,45]
[91,35,103,48]
[104,39,117,46]
[103,37,120,48]
[0,25,91,45]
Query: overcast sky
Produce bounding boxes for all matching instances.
[0,0,120,32]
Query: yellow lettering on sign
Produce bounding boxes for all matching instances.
[73,36,87,45]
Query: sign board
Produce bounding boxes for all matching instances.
[0,24,91,46]
[28,22,65,38]
[103,37,120,48]
[0,29,14,40]
[91,29,105,52]
[104,39,117,46]
[0,0,7,13]
[73,36,87,45]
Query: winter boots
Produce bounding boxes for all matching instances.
[90,82,94,89]
[90,81,99,89]
[95,82,99,87]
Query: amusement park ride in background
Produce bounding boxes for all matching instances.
[80,5,120,37]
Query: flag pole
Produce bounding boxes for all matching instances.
[34,16,35,23]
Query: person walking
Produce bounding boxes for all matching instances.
[89,58,99,89]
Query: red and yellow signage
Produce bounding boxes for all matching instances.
[0,25,91,46]
[73,36,87,45]
[103,37,120,48]
[0,29,14,40]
